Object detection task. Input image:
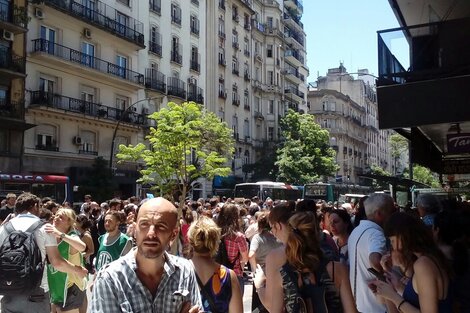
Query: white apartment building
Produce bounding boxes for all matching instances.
[21,0,308,199]
[208,0,308,193]
[310,65,393,183]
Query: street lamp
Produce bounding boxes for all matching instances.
[109,97,161,170]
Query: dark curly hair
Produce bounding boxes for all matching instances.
[216,203,240,236]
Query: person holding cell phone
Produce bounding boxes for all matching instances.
[371,212,452,313]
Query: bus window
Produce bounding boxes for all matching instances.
[234,185,260,199]
[32,184,57,201]
[3,183,31,194]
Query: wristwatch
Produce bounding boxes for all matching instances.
[60,233,66,240]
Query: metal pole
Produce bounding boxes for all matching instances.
[109,97,158,170]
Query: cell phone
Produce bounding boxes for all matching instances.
[367,267,386,282]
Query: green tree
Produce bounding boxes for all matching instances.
[370,164,392,189]
[80,157,117,203]
[117,102,234,208]
[390,133,409,174]
[404,165,440,187]
[275,110,338,185]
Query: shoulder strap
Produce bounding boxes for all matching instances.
[353,227,372,300]
[3,221,15,235]
[25,220,44,234]
[195,272,220,313]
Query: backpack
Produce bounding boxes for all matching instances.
[0,220,45,295]
[214,236,236,269]
[280,260,343,313]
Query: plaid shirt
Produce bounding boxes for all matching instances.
[91,249,202,313]
[224,232,248,276]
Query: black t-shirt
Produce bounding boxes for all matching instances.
[0,206,14,221]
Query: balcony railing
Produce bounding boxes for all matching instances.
[283,11,303,29]
[244,49,250,57]
[218,56,226,66]
[244,72,250,81]
[29,90,146,125]
[232,98,240,106]
[170,50,182,65]
[36,144,59,152]
[285,30,304,46]
[190,25,199,35]
[167,77,186,99]
[79,149,98,156]
[187,84,203,103]
[218,90,227,99]
[145,68,166,93]
[0,2,28,29]
[0,99,24,119]
[148,40,162,56]
[378,18,470,85]
[285,49,304,64]
[218,31,226,39]
[42,0,144,47]
[149,0,161,15]
[190,60,200,72]
[254,111,264,120]
[31,39,144,85]
[232,68,239,75]
[0,51,26,74]
[191,0,199,6]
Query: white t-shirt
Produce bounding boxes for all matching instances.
[347,220,387,313]
[0,213,57,292]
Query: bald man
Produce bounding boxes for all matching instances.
[91,198,202,313]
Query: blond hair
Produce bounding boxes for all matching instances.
[56,208,77,232]
[188,216,221,257]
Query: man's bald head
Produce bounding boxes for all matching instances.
[137,197,178,224]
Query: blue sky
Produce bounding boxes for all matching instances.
[302,0,401,82]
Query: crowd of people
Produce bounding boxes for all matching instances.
[0,191,469,313]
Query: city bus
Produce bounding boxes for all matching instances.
[233,181,303,201]
[303,182,372,202]
[0,173,72,204]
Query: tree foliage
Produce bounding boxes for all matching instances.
[390,133,408,159]
[404,165,440,187]
[116,102,234,206]
[275,110,338,185]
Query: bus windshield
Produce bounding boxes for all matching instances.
[234,182,302,201]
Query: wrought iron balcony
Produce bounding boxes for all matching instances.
[187,84,204,103]
[31,39,144,85]
[42,0,144,47]
[285,49,304,65]
[232,68,239,75]
[244,71,250,81]
[0,98,24,119]
[29,90,146,125]
[0,51,26,75]
[145,68,166,93]
[218,56,226,66]
[0,1,28,31]
[191,0,199,6]
[190,25,199,35]
[232,98,240,106]
[170,50,182,65]
[190,60,200,72]
[167,77,186,99]
[36,144,59,152]
[149,0,161,15]
[218,90,227,99]
[79,149,98,156]
[148,40,162,57]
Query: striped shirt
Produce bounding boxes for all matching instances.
[91,249,202,313]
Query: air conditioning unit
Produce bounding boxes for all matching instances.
[83,28,92,39]
[73,136,83,145]
[35,8,44,19]
[142,107,149,114]
[2,30,14,41]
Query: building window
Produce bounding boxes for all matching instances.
[116,11,129,35]
[267,44,273,58]
[80,130,96,154]
[116,55,127,78]
[268,100,274,114]
[171,3,182,25]
[116,96,128,111]
[190,15,199,35]
[0,129,8,153]
[36,124,57,150]
[268,127,274,141]
[243,119,250,139]
[268,71,274,85]
[117,0,130,6]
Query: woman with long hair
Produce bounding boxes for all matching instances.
[189,217,243,313]
[75,214,95,313]
[329,209,354,265]
[216,203,248,293]
[254,201,294,312]
[373,212,452,313]
[45,208,87,313]
[249,211,282,312]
